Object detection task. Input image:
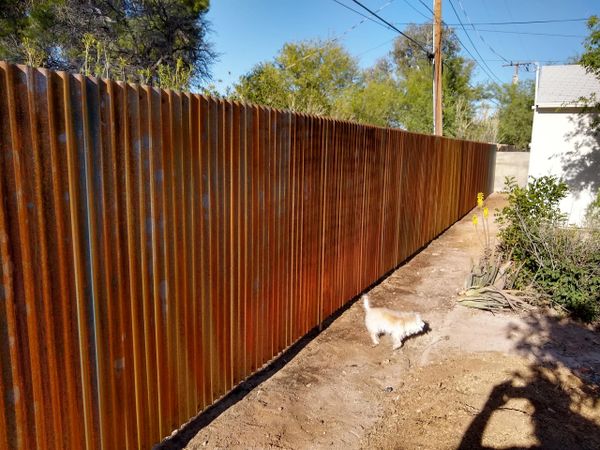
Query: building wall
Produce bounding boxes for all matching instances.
[529,107,599,225]
[493,151,530,192]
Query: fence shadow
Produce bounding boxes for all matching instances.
[154,290,365,450]
[154,321,325,449]
[457,314,600,450]
[154,234,444,449]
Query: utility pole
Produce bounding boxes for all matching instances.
[433,0,443,136]
[503,61,536,85]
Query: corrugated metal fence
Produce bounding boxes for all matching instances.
[0,62,495,449]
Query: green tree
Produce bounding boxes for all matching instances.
[454,98,499,143]
[579,15,600,132]
[234,62,290,108]
[333,61,403,127]
[234,25,485,133]
[581,15,600,78]
[0,0,216,89]
[234,39,359,115]
[495,80,535,150]
[388,23,483,136]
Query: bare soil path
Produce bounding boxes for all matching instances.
[161,194,600,450]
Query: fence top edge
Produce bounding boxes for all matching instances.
[0,59,497,148]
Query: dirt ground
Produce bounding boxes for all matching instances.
[160,194,600,450]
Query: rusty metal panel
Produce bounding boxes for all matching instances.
[197,95,214,407]
[0,61,496,449]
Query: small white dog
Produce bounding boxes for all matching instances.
[362,294,425,350]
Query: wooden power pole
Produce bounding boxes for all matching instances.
[503,61,536,85]
[433,0,443,136]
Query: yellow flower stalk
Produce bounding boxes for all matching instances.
[472,214,478,226]
[477,192,484,208]
[483,207,489,218]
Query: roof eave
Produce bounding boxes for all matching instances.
[534,102,596,109]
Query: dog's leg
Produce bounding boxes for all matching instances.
[370,332,380,346]
[392,334,404,350]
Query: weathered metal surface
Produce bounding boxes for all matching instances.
[0,62,495,449]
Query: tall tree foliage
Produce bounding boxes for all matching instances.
[495,80,535,150]
[0,0,216,89]
[580,15,600,132]
[234,26,484,135]
[581,15,600,79]
[388,23,482,136]
[234,39,359,116]
[333,61,403,127]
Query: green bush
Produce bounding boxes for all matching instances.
[496,176,568,258]
[496,176,600,322]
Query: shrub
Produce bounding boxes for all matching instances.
[496,176,568,258]
[496,176,600,322]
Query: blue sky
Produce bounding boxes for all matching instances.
[205,0,597,93]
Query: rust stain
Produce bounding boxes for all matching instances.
[0,61,495,449]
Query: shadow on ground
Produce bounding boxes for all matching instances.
[458,315,600,450]
[155,240,438,449]
[153,314,333,449]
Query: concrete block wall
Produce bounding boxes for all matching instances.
[493,151,530,192]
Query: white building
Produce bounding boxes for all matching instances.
[529,64,600,225]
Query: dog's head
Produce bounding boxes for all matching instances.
[416,315,432,334]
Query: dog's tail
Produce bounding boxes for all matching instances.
[362,294,370,310]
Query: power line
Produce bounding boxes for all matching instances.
[340,0,396,38]
[501,0,526,52]
[405,1,506,85]
[447,0,503,83]
[478,59,566,64]
[344,3,502,112]
[414,0,434,15]
[393,18,589,26]
[456,0,510,63]
[286,1,395,70]
[476,29,585,38]
[401,0,430,20]
[349,0,433,57]
[336,0,509,86]
[356,37,396,58]
[451,32,504,84]
[405,2,509,87]
[444,18,589,26]
[386,22,586,38]
[332,0,395,31]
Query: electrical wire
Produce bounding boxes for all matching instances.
[356,37,397,58]
[403,1,513,85]
[447,0,503,83]
[476,29,585,38]
[441,24,497,84]
[346,1,503,112]
[349,0,433,57]
[286,1,395,70]
[401,0,430,20]
[479,59,567,64]
[400,1,505,86]
[393,18,590,26]
[342,0,396,37]
[335,0,514,87]
[456,0,510,63]
[414,0,434,15]
[332,0,395,31]
[501,0,526,53]
[444,18,589,26]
